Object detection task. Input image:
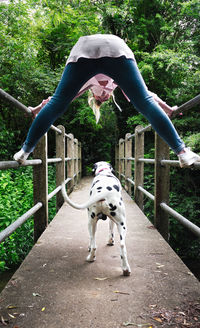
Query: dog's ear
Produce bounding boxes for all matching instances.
[109,164,115,174]
[92,164,97,176]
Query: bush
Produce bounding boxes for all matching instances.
[0,165,57,271]
[143,164,200,262]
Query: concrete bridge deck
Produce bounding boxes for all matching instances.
[0,177,200,327]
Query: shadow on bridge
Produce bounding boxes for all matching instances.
[0,177,199,327]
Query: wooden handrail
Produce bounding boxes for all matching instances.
[0,88,32,115]
[171,94,200,118]
[0,88,73,139]
[116,124,200,240]
[0,88,82,243]
[126,93,200,140]
[0,127,82,243]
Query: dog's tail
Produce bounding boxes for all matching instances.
[61,183,108,210]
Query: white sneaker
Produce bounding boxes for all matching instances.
[13,149,30,165]
[178,148,200,168]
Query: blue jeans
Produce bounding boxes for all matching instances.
[23,56,184,154]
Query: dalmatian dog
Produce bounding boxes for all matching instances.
[61,161,131,276]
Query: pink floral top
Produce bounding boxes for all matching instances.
[74,74,120,102]
[39,76,162,110]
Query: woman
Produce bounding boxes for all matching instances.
[14,34,200,167]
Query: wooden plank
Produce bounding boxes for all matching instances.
[154,134,170,241]
[33,134,48,242]
[56,125,65,211]
[134,125,144,210]
[125,133,132,196]
[67,133,74,193]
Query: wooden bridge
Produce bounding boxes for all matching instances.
[0,90,200,327]
[0,177,200,327]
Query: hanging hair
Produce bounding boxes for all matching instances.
[88,89,122,124]
[88,90,102,123]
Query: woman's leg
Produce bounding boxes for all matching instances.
[22,60,98,153]
[99,57,185,154]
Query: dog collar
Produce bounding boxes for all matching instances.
[96,167,109,175]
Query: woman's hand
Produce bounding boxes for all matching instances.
[28,105,42,119]
[162,105,178,117]
[28,97,51,119]
[149,91,178,118]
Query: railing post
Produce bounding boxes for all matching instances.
[33,134,48,242]
[115,143,119,178]
[78,141,82,183]
[125,133,132,196]
[154,134,170,241]
[67,133,74,193]
[134,125,144,210]
[74,138,78,185]
[56,125,65,211]
[119,138,124,184]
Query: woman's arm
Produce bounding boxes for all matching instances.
[28,97,52,118]
[149,92,177,117]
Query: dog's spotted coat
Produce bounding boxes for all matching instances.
[62,161,131,276]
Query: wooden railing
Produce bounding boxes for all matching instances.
[1,88,199,246]
[0,128,81,243]
[115,127,200,241]
[0,88,82,243]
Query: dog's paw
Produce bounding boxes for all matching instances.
[107,238,115,246]
[123,269,131,276]
[86,254,96,262]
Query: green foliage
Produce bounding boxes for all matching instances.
[0,118,16,161]
[0,166,58,271]
[0,168,33,230]
[184,133,200,153]
[169,168,200,261]
[127,113,148,130]
[0,167,33,270]
[142,158,200,262]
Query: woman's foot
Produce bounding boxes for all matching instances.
[178,148,200,168]
[13,149,30,165]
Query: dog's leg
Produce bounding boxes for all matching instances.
[116,219,131,276]
[87,214,98,262]
[107,220,115,246]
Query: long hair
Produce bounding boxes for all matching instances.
[88,90,102,123]
[88,89,122,123]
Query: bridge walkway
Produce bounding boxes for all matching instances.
[0,177,200,327]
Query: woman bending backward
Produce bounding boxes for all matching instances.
[14,34,200,167]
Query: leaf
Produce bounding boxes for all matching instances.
[94,277,108,281]
[153,317,163,323]
[114,290,130,295]
[0,315,8,326]
[33,292,42,297]
[156,263,165,269]
[123,323,152,327]
[8,313,15,319]
[7,305,17,309]
[187,271,193,276]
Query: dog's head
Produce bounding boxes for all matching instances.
[92,161,114,176]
